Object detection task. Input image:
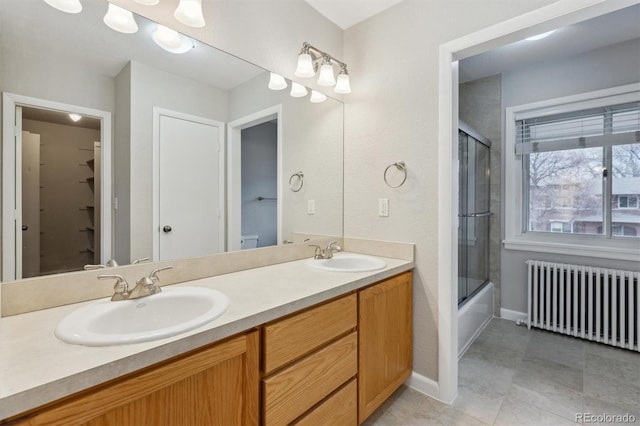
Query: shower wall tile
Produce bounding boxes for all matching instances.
[460,74,502,315]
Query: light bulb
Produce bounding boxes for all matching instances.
[132,0,159,5]
[295,53,315,78]
[290,82,308,98]
[268,73,287,91]
[152,24,194,54]
[317,63,336,87]
[310,91,327,103]
[103,4,138,34]
[43,0,82,14]
[334,72,351,94]
[174,0,205,28]
[69,113,82,122]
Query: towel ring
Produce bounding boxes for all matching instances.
[384,161,407,188]
[289,171,304,192]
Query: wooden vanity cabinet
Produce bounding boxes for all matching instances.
[261,294,358,426]
[358,271,413,424]
[10,331,259,426]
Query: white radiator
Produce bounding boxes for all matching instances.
[526,260,639,352]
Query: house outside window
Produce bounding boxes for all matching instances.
[504,84,640,261]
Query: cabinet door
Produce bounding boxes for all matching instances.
[13,332,259,426]
[358,271,412,424]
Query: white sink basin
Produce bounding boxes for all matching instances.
[307,253,386,272]
[55,287,229,346]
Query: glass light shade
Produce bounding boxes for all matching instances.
[69,113,82,122]
[317,63,336,86]
[525,30,556,41]
[132,0,159,5]
[103,4,138,34]
[334,73,351,94]
[295,53,315,78]
[43,0,82,14]
[152,25,194,54]
[310,91,327,103]
[174,0,205,28]
[268,73,287,91]
[290,82,308,98]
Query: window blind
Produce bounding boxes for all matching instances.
[515,102,640,155]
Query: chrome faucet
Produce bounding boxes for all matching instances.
[309,241,342,259]
[129,266,173,299]
[98,266,172,301]
[84,259,120,270]
[98,274,129,301]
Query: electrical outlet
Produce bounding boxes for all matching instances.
[308,199,315,215]
[379,199,389,217]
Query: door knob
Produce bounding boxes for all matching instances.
[163,225,172,233]
[22,225,28,231]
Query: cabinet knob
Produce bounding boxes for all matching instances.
[163,225,172,233]
[22,225,28,231]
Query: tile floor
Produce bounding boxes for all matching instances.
[363,319,640,425]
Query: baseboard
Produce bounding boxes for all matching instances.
[500,307,527,322]
[406,371,456,404]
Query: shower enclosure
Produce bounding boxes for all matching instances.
[458,122,491,306]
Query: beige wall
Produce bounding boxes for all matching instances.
[343,0,556,380]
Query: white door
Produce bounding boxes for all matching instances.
[21,131,41,278]
[158,114,223,261]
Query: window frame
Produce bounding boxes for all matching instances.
[504,83,640,262]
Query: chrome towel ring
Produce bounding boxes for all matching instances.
[289,171,304,192]
[384,161,407,188]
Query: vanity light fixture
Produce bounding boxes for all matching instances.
[103,3,138,34]
[294,42,351,94]
[309,90,327,103]
[132,0,160,5]
[174,0,205,28]
[334,66,351,94]
[317,56,336,87]
[69,113,82,122]
[152,24,194,54]
[290,82,308,98]
[268,73,287,91]
[43,0,82,14]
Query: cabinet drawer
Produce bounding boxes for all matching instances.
[262,332,357,426]
[263,293,356,374]
[293,378,357,426]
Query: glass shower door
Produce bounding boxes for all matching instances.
[458,128,490,305]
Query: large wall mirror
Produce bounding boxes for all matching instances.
[0,0,344,281]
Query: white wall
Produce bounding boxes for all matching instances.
[114,63,132,265]
[241,122,278,247]
[343,0,556,381]
[500,38,640,314]
[127,61,229,260]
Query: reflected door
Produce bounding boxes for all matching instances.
[158,114,223,261]
[22,131,41,278]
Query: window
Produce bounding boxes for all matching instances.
[505,84,640,261]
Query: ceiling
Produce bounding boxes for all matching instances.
[460,4,640,83]
[22,107,101,130]
[304,0,404,30]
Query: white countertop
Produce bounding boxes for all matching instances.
[0,254,413,420]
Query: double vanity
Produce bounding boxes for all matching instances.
[0,243,414,425]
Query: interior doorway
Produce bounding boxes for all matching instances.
[2,93,112,280]
[227,105,282,252]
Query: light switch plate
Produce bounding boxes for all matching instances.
[379,199,389,217]
[308,199,315,215]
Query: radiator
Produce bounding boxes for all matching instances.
[526,260,639,352]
